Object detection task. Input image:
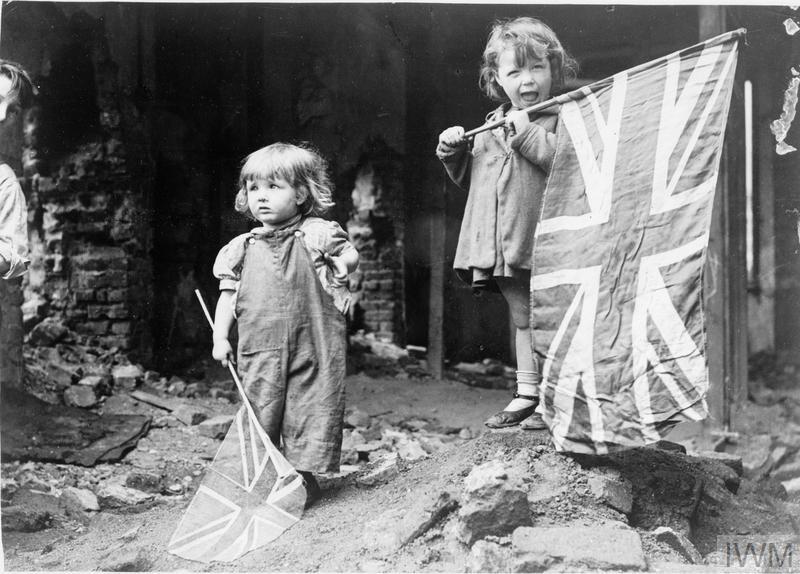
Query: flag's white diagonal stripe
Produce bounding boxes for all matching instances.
[534,266,603,452]
[169,486,240,552]
[213,520,253,563]
[667,44,737,200]
[652,43,737,214]
[632,234,709,435]
[537,75,625,236]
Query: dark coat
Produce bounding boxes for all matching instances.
[437,104,558,283]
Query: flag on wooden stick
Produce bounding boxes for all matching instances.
[167,291,306,563]
[531,30,744,454]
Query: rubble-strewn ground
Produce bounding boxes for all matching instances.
[2,341,800,572]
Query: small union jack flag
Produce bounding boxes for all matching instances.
[532,30,744,454]
[168,405,306,563]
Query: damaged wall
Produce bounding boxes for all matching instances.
[4,3,799,386]
[346,140,406,342]
[6,4,155,361]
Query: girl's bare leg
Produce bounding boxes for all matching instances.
[484,277,545,428]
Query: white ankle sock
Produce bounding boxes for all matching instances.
[505,371,540,412]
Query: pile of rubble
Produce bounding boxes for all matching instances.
[348,430,797,572]
[22,317,237,409]
[338,408,472,486]
[1,345,475,540]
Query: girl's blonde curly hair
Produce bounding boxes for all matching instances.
[479,17,578,102]
[234,142,334,220]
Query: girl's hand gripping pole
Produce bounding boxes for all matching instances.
[194,290,258,432]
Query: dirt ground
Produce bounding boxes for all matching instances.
[2,365,798,572]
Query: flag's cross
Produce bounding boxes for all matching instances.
[532,38,739,453]
[168,408,303,562]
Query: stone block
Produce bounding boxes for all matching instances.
[345,408,372,428]
[357,452,400,486]
[113,364,143,390]
[457,458,532,546]
[166,376,187,395]
[587,468,633,515]
[61,486,100,514]
[107,288,129,303]
[98,547,151,572]
[110,321,132,335]
[46,358,80,388]
[88,304,127,320]
[27,317,69,345]
[183,382,209,397]
[97,484,155,509]
[362,491,458,552]
[396,437,428,461]
[653,526,703,564]
[198,415,235,439]
[693,456,741,494]
[76,320,110,336]
[467,540,511,573]
[741,434,773,478]
[1,506,53,532]
[63,385,99,408]
[71,248,127,271]
[357,559,388,573]
[74,289,97,303]
[511,524,646,572]
[173,404,209,426]
[692,450,744,477]
[780,476,800,496]
[771,460,800,482]
[60,487,99,524]
[124,470,163,494]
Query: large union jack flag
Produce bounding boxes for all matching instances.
[167,405,306,563]
[532,30,743,454]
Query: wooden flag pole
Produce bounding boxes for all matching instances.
[463,28,746,140]
[194,289,245,396]
[193,289,289,468]
[463,97,561,138]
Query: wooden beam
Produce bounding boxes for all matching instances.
[700,6,749,432]
[428,195,445,380]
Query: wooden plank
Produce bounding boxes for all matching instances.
[428,201,445,380]
[130,390,178,412]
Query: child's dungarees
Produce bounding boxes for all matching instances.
[235,223,346,474]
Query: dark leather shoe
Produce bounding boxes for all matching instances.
[300,472,321,510]
[520,413,547,431]
[485,393,539,429]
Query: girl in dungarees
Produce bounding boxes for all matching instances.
[211,143,359,507]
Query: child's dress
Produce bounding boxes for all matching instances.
[437,104,558,290]
[213,214,357,474]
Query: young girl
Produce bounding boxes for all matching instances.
[211,142,358,505]
[436,17,576,430]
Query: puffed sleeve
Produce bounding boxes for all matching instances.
[323,220,357,260]
[299,218,356,315]
[0,165,29,280]
[212,235,247,291]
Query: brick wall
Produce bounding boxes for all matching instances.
[346,146,406,344]
[26,141,153,356]
[18,6,155,360]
